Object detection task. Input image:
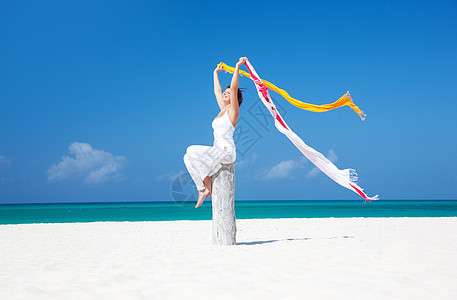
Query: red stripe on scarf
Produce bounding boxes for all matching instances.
[349,183,372,202]
[244,63,289,130]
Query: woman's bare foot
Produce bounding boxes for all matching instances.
[195,188,210,208]
[203,176,212,198]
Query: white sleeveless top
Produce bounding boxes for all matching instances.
[212,108,236,155]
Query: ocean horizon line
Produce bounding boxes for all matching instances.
[1,199,457,206]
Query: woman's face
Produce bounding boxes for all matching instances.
[222,89,231,103]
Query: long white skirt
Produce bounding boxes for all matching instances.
[183,143,236,191]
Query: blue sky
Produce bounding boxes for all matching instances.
[1,0,456,204]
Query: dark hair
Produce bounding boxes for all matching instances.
[226,85,244,107]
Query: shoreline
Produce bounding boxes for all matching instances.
[1,215,457,226]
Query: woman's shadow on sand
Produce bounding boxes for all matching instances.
[237,236,354,246]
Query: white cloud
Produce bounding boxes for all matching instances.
[306,149,338,178]
[47,142,127,184]
[0,155,10,170]
[261,157,306,180]
[156,169,185,182]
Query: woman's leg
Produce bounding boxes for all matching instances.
[195,187,209,208]
[185,145,223,181]
[183,153,205,191]
[203,176,212,196]
[183,145,221,208]
[184,153,210,208]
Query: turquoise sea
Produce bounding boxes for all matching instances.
[1,200,457,225]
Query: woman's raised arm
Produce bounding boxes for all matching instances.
[213,64,224,110]
[229,57,246,113]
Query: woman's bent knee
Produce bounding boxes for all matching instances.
[183,153,190,165]
[186,145,197,156]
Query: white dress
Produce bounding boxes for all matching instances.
[183,108,236,190]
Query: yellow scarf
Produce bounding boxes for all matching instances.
[219,62,366,120]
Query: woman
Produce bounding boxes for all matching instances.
[183,57,246,208]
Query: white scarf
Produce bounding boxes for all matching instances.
[244,59,378,202]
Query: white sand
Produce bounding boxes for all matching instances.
[1,217,457,299]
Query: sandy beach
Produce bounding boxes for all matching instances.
[1,217,457,299]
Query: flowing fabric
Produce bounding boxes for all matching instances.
[224,59,378,202]
[219,62,366,120]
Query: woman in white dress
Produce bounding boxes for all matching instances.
[183,57,246,208]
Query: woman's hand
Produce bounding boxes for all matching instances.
[236,57,247,67]
[214,63,223,73]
